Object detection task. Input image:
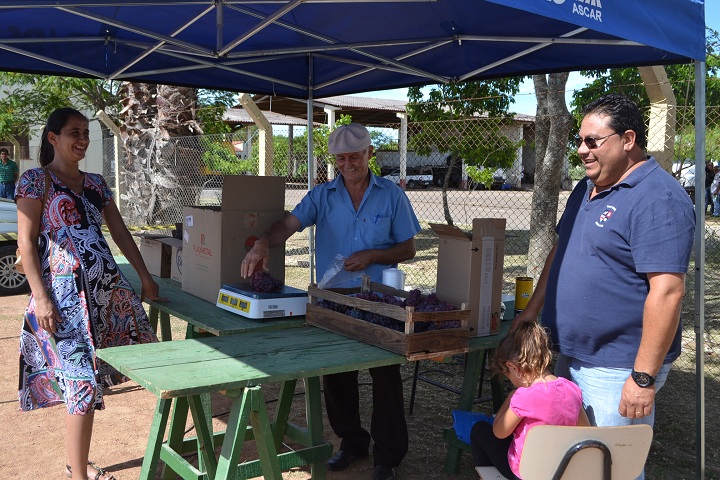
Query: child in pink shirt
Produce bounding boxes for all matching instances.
[470,322,589,479]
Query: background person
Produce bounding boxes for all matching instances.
[712,164,720,217]
[706,160,715,215]
[512,93,694,480]
[241,123,421,480]
[471,322,589,480]
[16,108,163,480]
[0,147,19,199]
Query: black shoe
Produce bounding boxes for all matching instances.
[326,449,368,471]
[373,465,396,480]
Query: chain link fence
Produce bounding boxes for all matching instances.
[103,96,720,477]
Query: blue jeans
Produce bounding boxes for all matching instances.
[707,187,713,214]
[0,182,14,200]
[555,354,671,480]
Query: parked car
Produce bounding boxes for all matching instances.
[0,198,29,295]
[382,168,433,189]
[672,161,696,198]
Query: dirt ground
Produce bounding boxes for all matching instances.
[0,291,486,480]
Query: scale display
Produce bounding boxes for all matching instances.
[216,283,308,319]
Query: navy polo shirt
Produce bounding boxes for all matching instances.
[544,158,695,368]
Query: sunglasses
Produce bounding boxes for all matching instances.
[574,132,620,149]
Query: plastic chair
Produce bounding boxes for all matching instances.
[475,424,653,480]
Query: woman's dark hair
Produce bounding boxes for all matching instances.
[38,108,88,167]
[582,93,646,150]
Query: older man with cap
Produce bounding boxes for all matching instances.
[241,123,420,480]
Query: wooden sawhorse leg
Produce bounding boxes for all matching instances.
[215,386,283,480]
[140,398,172,480]
[148,306,173,342]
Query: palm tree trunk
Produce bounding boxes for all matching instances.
[119,83,203,226]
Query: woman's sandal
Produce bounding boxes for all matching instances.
[65,462,117,480]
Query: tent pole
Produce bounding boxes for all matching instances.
[307,55,315,286]
[694,59,706,480]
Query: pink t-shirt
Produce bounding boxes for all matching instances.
[507,377,583,477]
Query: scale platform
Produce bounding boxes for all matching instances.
[216,283,308,319]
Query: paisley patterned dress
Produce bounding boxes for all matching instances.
[17,168,157,414]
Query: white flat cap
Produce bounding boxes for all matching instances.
[328,123,371,154]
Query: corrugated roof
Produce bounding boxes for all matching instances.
[313,96,407,112]
[231,95,535,127]
[222,108,322,126]
[250,94,406,126]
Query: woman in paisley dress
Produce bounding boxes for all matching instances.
[16,108,161,480]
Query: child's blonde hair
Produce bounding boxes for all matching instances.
[492,322,552,382]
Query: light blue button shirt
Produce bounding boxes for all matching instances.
[291,173,421,288]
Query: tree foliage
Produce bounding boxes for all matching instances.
[196,89,237,134]
[406,79,524,224]
[244,114,387,180]
[0,74,237,139]
[202,140,254,175]
[570,27,720,165]
[0,74,120,138]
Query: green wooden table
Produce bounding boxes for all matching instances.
[115,258,508,476]
[117,260,305,340]
[116,258,308,477]
[97,326,405,480]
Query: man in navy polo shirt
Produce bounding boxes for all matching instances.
[240,123,420,480]
[513,94,694,478]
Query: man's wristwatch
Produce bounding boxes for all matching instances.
[631,369,656,388]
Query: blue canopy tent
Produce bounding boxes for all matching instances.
[0,1,705,97]
[0,0,709,475]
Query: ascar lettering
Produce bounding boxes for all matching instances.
[573,0,602,22]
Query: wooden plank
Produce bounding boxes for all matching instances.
[305,303,468,360]
[234,445,334,479]
[308,285,409,322]
[307,285,471,324]
[306,303,409,356]
[96,327,404,398]
[405,329,469,358]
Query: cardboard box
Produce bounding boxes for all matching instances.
[158,237,183,283]
[136,233,172,278]
[430,218,506,337]
[182,176,287,303]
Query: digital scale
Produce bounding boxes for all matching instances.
[216,283,308,319]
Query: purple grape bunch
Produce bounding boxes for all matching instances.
[250,270,283,293]
[317,299,347,313]
[318,289,461,332]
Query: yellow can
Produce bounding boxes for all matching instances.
[514,276,533,315]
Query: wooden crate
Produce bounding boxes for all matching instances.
[306,278,469,361]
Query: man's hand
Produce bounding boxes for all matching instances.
[618,376,655,419]
[343,250,374,271]
[241,239,270,277]
[509,309,538,332]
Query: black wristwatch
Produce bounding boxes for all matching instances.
[631,369,656,388]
